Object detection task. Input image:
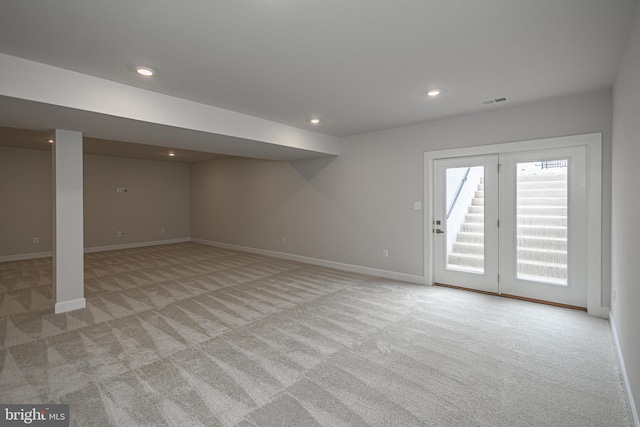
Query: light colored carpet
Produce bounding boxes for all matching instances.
[0,243,632,426]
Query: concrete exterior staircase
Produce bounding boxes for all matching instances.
[447,173,568,284]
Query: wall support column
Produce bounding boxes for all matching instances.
[52,129,85,313]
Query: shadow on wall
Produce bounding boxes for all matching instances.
[289,155,337,181]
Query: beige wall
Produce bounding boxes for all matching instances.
[190,89,613,302]
[612,1,640,421]
[0,147,52,256]
[0,148,190,257]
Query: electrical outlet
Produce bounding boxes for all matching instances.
[161,228,166,234]
[613,289,616,302]
[382,249,389,257]
[214,229,218,235]
[117,187,122,193]
[33,237,39,244]
[117,231,124,237]
[281,237,286,244]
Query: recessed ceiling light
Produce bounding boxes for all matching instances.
[136,67,155,77]
[308,118,322,125]
[426,89,441,97]
[168,152,175,157]
[482,97,508,105]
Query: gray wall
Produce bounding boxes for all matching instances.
[0,148,190,256]
[0,147,52,256]
[190,89,613,304]
[612,1,640,419]
[83,154,190,248]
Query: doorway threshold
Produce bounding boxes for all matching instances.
[434,282,587,311]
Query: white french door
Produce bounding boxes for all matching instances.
[434,155,499,293]
[433,146,588,308]
[498,147,587,307]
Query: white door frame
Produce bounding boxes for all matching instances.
[424,133,602,316]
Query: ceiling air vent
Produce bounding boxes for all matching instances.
[482,97,508,105]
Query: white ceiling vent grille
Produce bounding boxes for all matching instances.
[482,97,508,105]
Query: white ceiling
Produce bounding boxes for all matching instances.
[0,0,637,156]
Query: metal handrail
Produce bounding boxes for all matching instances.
[538,160,568,169]
[446,167,471,219]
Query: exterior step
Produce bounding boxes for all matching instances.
[517,215,567,226]
[448,253,484,270]
[517,236,567,251]
[458,216,566,229]
[461,223,484,233]
[518,188,566,198]
[452,242,484,256]
[464,213,484,223]
[453,234,566,249]
[459,222,567,234]
[448,248,567,266]
[517,206,567,216]
[449,265,484,274]
[517,197,567,206]
[518,174,567,182]
[517,260,567,283]
[455,232,484,244]
[518,180,567,190]
[517,225,567,238]
[517,248,567,264]
[464,208,566,218]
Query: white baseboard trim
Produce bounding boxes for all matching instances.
[610,313,640,427]
[0,251,53,262]
[83,238,191,253]
[55,297,86,314]
[0,238,191,262]
[191,238,427,285]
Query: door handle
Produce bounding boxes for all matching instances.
[434,229,444,234]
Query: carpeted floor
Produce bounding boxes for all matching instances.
[0,243,632,426]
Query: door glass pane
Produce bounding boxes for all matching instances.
[516,160,568,285]
[446,166,484,273]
